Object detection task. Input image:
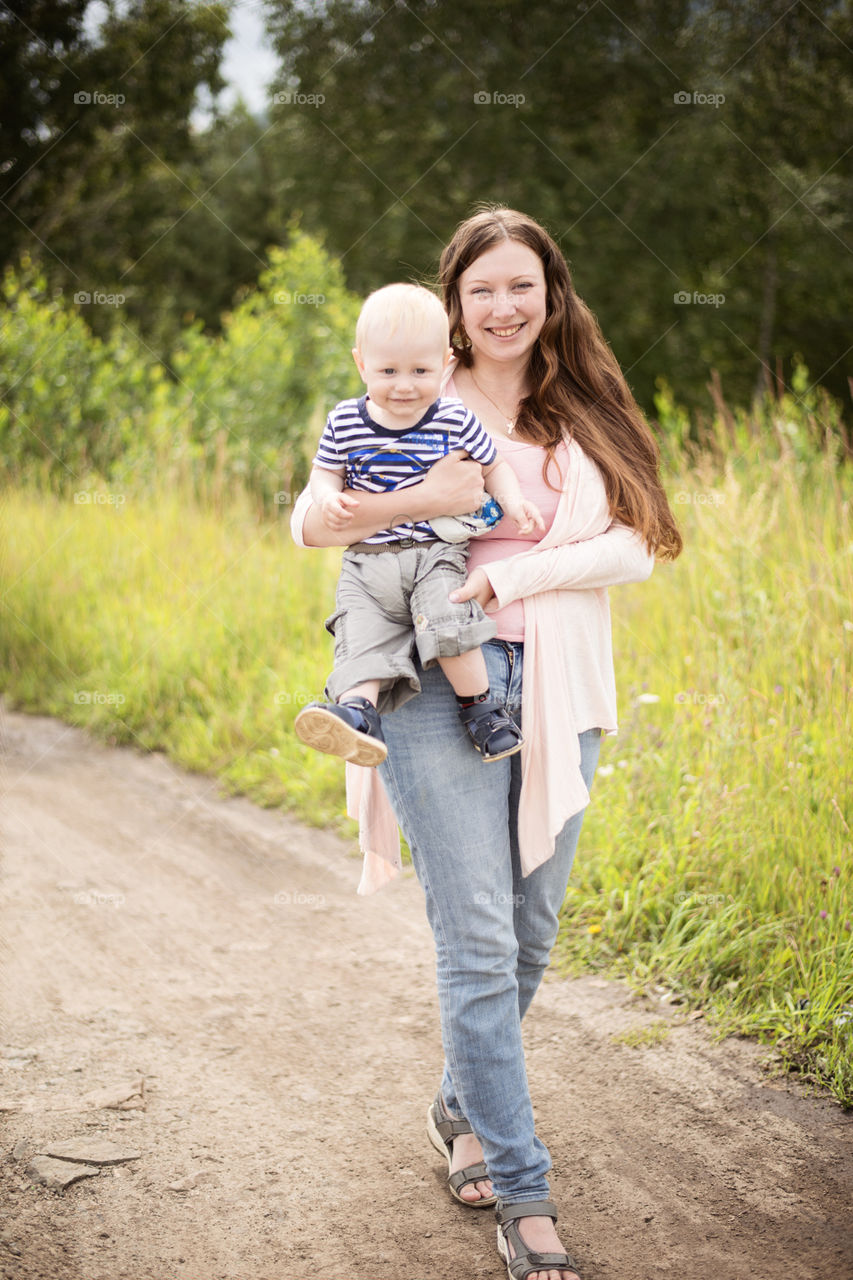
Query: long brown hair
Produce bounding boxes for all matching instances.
[438,207,682,560]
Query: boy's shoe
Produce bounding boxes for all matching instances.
[457,698,523,762]
[294,696,387,767]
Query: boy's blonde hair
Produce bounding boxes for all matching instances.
[355,283,450,354]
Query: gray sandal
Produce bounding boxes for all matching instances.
[426,1092,497,1208]
[496,1200,581,1280]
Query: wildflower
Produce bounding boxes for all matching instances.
[774,684,783,694]
[819,910,828,920]
[833,866,841,876]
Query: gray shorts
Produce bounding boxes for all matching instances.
[324,540,497,713]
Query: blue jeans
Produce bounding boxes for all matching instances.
[378,639,602,1203]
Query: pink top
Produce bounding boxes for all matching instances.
[290,391,656,894]
[467,436,569,641]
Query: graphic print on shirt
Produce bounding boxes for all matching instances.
[346,429,452,492]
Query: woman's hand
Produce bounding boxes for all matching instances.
[418,451,485,519]
[449,567,496,611]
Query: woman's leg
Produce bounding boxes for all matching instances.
[378,642,552,1204]
[510,728,602,1020]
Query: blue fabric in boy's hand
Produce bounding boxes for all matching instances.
[430,496,504,544]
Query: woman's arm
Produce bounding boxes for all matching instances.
[291,452,486,548]
[460,523,655,609]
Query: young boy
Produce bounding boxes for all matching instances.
[294,283,543,768]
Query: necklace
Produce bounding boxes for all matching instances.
[470,372,520,436]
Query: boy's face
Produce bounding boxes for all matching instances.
[353,331,452,427]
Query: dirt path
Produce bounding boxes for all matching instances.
[1,707,851,1280]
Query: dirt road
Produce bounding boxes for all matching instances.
[1,707,851,1280]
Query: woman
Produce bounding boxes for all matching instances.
[293,208,681,1280]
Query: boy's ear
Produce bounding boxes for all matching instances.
[352,347,367,379]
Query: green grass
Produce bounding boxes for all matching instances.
[0,485,350,833]
[1,437,851,1105]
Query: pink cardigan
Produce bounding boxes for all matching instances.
[290,430,654,893]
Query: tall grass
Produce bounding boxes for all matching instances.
[0,427,850,1104]
[558,438,852,1105]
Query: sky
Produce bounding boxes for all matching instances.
[84,0,280,118]
[217,0,280,115]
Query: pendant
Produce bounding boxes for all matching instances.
[507,420,515,435]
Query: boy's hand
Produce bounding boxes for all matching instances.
[320,491,360,531]
[504,498,546,535]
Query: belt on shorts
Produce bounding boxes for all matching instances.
[346,538,442,554]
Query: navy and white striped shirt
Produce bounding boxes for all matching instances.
[314,395,497,544]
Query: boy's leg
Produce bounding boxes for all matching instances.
[412,544,523,762]
[294,553,417,767]
[436,649,489,698]
[339,679,381,704]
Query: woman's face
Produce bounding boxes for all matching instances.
[457,240,548,365]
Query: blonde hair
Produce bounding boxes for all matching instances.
[355,283,450,354]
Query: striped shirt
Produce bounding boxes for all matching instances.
[313,395,497,544]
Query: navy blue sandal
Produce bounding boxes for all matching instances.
[458,698,523,762]
[294,696,387,767]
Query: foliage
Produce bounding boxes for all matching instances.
[2,3,851,416]
[0,0,231,354]
[0,232,361,498]
[262,0,853,414]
